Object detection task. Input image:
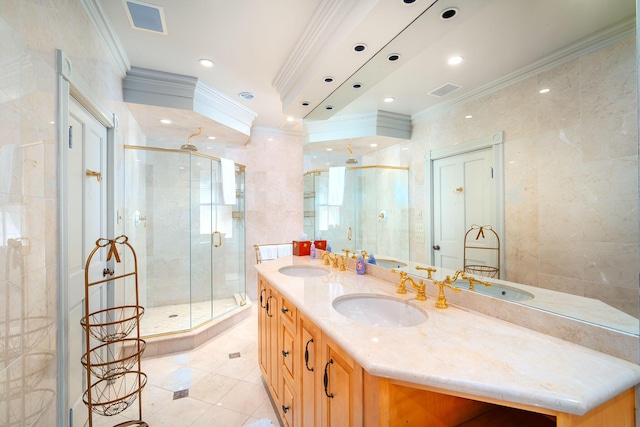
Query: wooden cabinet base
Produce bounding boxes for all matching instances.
[364,374,636,427]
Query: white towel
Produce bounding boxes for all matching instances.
[318,206,328,231]
[327,166,345,206]
[220,158,236,205]
[277,244,292,257]
[259,246,279,261]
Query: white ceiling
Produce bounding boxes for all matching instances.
[98,0,636,156]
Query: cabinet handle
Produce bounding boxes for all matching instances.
[304,338,314,372]
[266,295,273,317]
[323,359,334,398]
[282,350,289,357]
[282,405,289,414]
[281,307,289,314]
[259,289,266,308]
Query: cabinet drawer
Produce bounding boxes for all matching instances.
[280,295,297,327]
[281,378,295,427]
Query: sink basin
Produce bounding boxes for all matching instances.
[278,265,330,277]
[374,259,408,269]
[455,280,534,302]
[332,294,427,327]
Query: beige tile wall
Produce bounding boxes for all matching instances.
[372,36,638,317]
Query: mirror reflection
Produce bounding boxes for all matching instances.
[303,0,638,336]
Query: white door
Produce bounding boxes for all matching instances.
[432,148,495,271]
[67,96,108,427]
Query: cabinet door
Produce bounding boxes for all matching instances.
[321,333,363,427]
[299,313,321,427]
[258,279,281,403]
[258,278,269,377]
[267,286,281,402]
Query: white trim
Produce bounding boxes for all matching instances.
[80,0,131,77]
[56,49,116,427]
[123,66,257,139]
[304,110,411,143]
[425,131,505,278]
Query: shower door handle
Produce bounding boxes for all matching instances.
[212,231,222,247]
[347,227,352,241]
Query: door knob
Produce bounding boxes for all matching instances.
[433,245,441,251]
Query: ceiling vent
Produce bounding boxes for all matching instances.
[125,0,168,35]
[429,82,461,97]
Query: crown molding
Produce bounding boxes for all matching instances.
[123,67,257,136]
[304,110,411,143]
[80,0,130,77]
[413,18,636,123]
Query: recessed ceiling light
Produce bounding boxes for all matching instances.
[326,148,333,151]
[239,91,255,100]
[353,44,367,52]
[325,105,334,110]
[206,146,213,150]
[287,116,294,122]
[370,143,378,147]
[352,83,363,89]
[159,119,171,124]
[384,97,395,103]
[448,56,463,65]
[198,58,214,68]
[324,76,334,83]
[301,101,310,107]
[440,7,458,20]
[207,136,216,140]
[465,115,473,119]
[402,0,417,3]
[539,88,550,94]
[387,53,401,62]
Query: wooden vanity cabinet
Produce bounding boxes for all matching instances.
[257,278,280,403]
[298,312,321,426]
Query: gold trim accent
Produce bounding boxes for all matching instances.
[85,169,102,182]
[303,165,409,175]
[124,145,247,170]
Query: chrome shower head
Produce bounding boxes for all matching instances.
[180,143,198,151]
[181,127,203,152]
[346,144,358,164]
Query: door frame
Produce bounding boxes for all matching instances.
[424,131,505,276]
[56,49,117,427]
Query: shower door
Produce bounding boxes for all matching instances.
[124,146,246,337]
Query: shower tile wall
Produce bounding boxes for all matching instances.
[370,36,638,316]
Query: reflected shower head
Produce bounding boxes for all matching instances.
[180,143,198,151]
[346,144,358,164]
[181,127,202,152]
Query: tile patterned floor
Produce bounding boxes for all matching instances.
[91,305,280,427]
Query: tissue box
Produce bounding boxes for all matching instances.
[292,240,311,256]
[314,240,327,250]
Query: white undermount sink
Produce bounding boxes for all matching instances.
[455,280,534,302]
[332,294,427,327]
[278,265,330,277]
[374,259,408,269]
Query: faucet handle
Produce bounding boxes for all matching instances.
[338,255,346,271]
[431,279,462,309]
[416,266,437,279]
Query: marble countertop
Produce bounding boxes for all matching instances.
[255,255,640,416]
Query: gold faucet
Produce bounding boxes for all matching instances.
[430,275,462,309]
[338,255,346,271]
[391,269,427,301]
[342,249,351,259]
[415,266,437,279]
[322,252,339,268]
[447,270,492,291]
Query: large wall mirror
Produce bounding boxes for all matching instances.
[302,0,638,337]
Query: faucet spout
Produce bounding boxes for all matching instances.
[391,269,427,301]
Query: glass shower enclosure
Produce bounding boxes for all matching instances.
[124,145,246,337]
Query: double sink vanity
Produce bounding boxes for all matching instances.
[256,254,640,426]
